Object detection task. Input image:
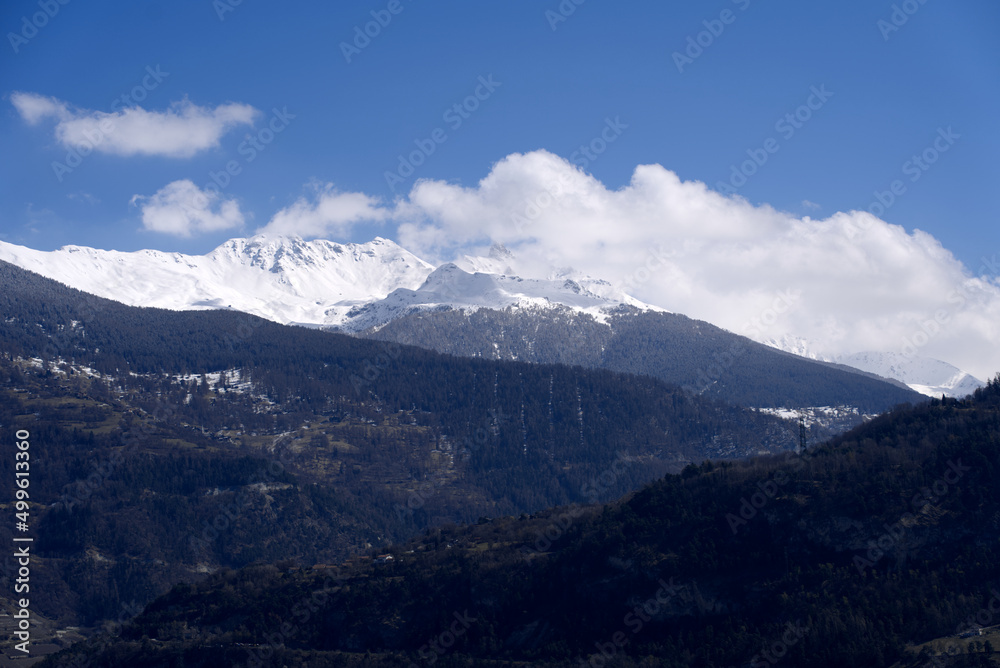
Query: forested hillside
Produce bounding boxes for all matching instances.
[360,305,923,415]
[0,261,804,642]
[43,377,1000,667]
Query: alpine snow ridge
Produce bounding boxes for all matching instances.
[338,262,663,333]
[0,235,434,327]
[0,235,980,398]
[0,235,655,330]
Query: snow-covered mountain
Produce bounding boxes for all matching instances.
[0,234,979,398]
[763,335,983,398]
[834,351,983,399]
[338,257,662,333]
[0,235,434,327]
[0,235,653,331]
[453,243,648,307]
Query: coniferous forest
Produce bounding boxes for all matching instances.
[2,261,998,667]
[0,262,799,634]
[36,378,1000,667]
[360,304,922,413]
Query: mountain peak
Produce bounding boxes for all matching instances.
[488,242,513,260]
[0,236,435,326]
[763,335,984,398]
[835,351,984,398]
[0,236,977,397]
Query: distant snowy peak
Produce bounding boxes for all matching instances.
[835,351,984,399]
[333,263,659,333]
[455,254,513,276]
[761,335,983,399]
[0,235,658,332]
[763,334,821,361]
[0,235,434,326]
[455,242,518,276]
[455,245,663,313]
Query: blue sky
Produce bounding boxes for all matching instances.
[2,1,997,265]
[4,1,1000,379]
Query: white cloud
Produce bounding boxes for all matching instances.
[160,151,998,379]
[388,150,1000,381]
[257,184,390,238]
[11,92,257,158]
[132,180,244,238]
[11,92,69,124]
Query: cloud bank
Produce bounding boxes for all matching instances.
[12,92,258,158]
[256,185,390,239]
[256,150,1000,380]
[132,180,244,238]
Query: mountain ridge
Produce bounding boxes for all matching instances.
[0,235,978,399]
[0,257,811,643]
[0,234,434,327]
